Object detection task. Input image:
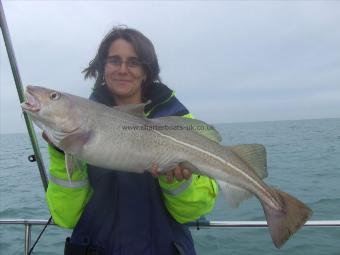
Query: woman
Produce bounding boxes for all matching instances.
[46,26,218,255]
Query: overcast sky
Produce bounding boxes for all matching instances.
[1,1,339,134]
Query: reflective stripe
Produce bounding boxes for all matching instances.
[145,91,175,117]
[162,176,193,196]
[50,175,89,189]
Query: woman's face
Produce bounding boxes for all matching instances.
[104,38,146,105]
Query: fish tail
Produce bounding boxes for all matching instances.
[262,188,312,248]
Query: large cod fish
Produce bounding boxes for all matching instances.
[21,85,312,248]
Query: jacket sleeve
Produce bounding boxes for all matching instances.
[45,144,93,228]
[158,113,219,223]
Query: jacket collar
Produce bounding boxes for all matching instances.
[90,82,174,112]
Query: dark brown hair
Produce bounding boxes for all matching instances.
[83,26,161,98]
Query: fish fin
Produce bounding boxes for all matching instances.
[59,131,92,155]
[262,188,312,248]
[229,144,267,179]
[114,100,151,117]
[152,116,222,143]
[217,180,253,208]
[65,153,75,182]
[65,154,84,182]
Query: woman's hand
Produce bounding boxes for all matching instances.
[151,163,192,183]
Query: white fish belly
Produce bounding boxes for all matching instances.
[80,128,181,173]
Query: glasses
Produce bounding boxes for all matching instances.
[105,56,143,70]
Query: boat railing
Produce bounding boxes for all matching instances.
[1,219,340,255]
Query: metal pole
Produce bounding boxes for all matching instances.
[186,220,340,228]
[2,219,340,228]
[0,218,339,255]
[0,0,48,191]
[24,224,31,255]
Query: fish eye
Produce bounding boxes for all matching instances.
[49,91,60,100]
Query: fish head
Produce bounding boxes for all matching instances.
[21,85,83,139]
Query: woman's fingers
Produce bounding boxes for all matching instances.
[166,165,192,183]
[182,168,192,180]
[152,163,192,183]
[166,171,174,183]
[173,165,184,181]
[150,163,159,177]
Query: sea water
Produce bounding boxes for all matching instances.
[0,118,339,255]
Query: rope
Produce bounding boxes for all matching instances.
[28,216,52,255]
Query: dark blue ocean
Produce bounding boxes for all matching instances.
[0,118,339,254]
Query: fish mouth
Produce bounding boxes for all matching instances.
[21,86,41,112]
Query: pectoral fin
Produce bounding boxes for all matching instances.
[59,131,92,155]
[65,153,85,182]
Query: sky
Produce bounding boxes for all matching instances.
[1,1,339,134]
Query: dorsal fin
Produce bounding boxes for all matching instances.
[229,144,267,179]
[114,100,151,117]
